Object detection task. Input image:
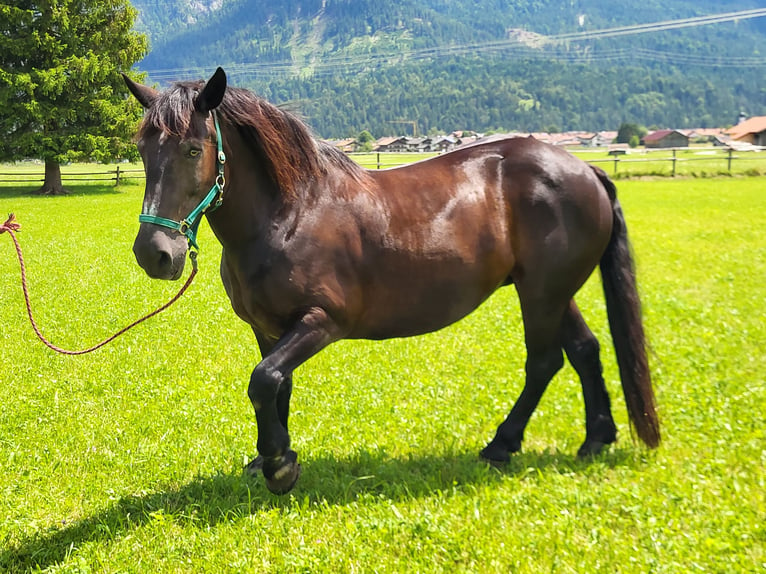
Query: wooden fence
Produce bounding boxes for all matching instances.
[1,147,764,184]
[585,146,765,176]
[0,166,144,185]
[352,146,765,174]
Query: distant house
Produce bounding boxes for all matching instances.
[456,135,479,147]
[712,135,733,147]
[405,137,429,152]
[643,129,689,148]
[553,134,586,147]
[577,133,599,147]
[725,116,766,146]
[373,136,409,152]
[431,136,458,152]
[682,128,726,143]
[329,138,358,153]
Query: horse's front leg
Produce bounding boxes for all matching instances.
[244,333,292,473]
[245,307,339,494]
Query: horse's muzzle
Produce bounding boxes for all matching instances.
[133,225,188,280]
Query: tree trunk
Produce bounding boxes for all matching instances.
[31,159,69,195]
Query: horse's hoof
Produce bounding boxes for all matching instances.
[577,440,610,458]
[265,462,301,494]
[263,451,301,494]
[244,455,264,475]
[479,442,511,466]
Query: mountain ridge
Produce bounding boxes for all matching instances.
[129,1,766,137]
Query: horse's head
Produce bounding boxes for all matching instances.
[123,68,227,280]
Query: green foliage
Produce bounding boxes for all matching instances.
[0,1,148,165]
[356,129,374,151]
[0,172,764,571]
[617,122,648,144]
[357,129,374,143]
[129,0,766,137]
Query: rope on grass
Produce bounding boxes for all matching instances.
[1,213,197,355]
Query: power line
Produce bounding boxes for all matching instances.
[550,8,766,41]
[141,8,766,83]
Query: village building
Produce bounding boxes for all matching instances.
[430,136,459,152]
[642,129,690,148]
[680,128,726,143]
[373,136,409,152]
[329,138,358,153]
[725,116,766,146]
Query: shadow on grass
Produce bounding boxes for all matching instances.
[1,446,640,571]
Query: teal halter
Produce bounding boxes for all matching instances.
[138,110,226,251]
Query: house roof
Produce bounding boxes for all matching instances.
[374,136,405,147]
[726,116,766,139]
[643,129,688,142]
[329,138,356,148]
[681,128,725,138]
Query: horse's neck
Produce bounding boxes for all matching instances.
[205,161,275,250]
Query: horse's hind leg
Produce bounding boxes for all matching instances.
[561,300,617,456]
[480,297,567,463]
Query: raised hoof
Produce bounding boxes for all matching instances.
[244,455,264,475]
[263,451,302,495]
[577,440,610,458]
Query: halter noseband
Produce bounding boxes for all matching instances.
[138,110,226,251]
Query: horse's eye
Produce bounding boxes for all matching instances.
[188,149,201,158]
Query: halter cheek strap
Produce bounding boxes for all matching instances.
[138,110,226,251]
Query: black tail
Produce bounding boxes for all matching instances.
[592,166,660,448]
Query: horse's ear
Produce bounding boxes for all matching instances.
[122,73,158,109]
[195,67,227,113]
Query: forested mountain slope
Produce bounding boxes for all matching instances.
[130,0,766,137]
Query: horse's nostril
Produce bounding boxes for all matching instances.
[133,227,187,280]
[157,250,171,270]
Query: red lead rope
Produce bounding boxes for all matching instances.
[0,213,197,355]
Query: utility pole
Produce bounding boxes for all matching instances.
[388,120,418,137]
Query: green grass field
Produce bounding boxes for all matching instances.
[572,148,766,178]
[0,172,764,572]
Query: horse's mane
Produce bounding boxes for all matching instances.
[139,80,370,199]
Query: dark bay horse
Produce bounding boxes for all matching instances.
[124,68,659,494]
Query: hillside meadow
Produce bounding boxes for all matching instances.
[0,171,763,572]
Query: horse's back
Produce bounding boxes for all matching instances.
[369,136,612,268]
[350,161,514,337]
[342,137,612,338]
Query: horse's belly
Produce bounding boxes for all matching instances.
[353,261,510,339]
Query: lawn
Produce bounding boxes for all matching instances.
[572,147,766,178]
[0,173,763,572]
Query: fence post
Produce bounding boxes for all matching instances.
[115,165,121,186]
[672,149,677,176]
[377,152,381,170]
[613,156,619,175]
[727,148,733,172]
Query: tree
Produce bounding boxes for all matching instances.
[0,1,147,194]
[357,129,374,152]
[616,122,648,145]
